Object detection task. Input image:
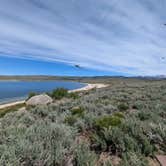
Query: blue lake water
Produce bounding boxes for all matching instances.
[0,81,86,104]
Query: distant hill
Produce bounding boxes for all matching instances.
[0,75,73,81]
[0,75,165,81]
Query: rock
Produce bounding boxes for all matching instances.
[26,94,53,106]
[155,155,166,166]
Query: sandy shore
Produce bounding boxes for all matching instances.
[69,83,108,92]
[0,100,25,109]
[0,83,108,109]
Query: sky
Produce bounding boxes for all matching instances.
[0,0,166,76]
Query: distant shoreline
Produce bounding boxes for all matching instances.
[69,83,108,92]
[0,83,108,109]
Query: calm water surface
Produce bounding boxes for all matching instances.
[0,81,86,104]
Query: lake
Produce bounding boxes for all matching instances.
[0,81,86,104]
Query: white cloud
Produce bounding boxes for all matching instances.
[0,0,166,75]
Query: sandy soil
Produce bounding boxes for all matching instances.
[0,100,25,109]
[69,83,108,92]
[0,83,108,109]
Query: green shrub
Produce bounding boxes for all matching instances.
[118,103,129,111]
[132,101,144,110]
[74,143,98,166]
[64,107,85,126]
[91,127,136,155]
[95,115,122,129]
[70,107,85,117]
[64,115,77,126]
[90,132,107,152]
[30,106,49,117]
[122,134,139,152]
[138,111,151,121]
[51,88,68,99]
[0,120,76,166]
[119,152,148,166]
[102,127,125,154]
[28,92,37,99]
[68,92,79,99]
[113,112,125,119]
[138,134,154,156]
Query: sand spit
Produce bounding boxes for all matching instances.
[69,83,108,92]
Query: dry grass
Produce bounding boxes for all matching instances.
[0,103,25,118]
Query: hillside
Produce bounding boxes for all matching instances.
[0,78,165,165]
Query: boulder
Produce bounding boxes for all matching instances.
[26,94,53,106]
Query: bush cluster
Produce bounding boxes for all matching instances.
[65,107,85,126]
[95,114,124,129]
[50,88,68,99]
[117,103,129,111]
[28,92,37,99]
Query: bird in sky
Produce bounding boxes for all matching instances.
[74,64,82,69]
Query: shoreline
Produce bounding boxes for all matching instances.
[0,83,108,109]
[69,83,108,92]
[0,100,25,109]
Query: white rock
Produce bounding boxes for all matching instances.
[26,94,53,106]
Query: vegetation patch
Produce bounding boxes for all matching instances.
[95,115,123,129]
[113,112,125,119]
[138,111,151,121]
[117,103,129,111]
[65,107,85,125]
[0,78,165,165]
[68,92,79,99]
[70,107,85,117]
[0,103,25,118]
[64,115,77,126]
[28,92,37,99]
[50,88,68,99]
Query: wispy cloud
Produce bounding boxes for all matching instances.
[0,0,166,75]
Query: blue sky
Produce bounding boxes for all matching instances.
[0,0,166,76]
[0,56,123,76]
